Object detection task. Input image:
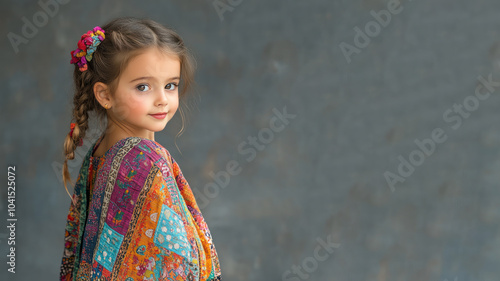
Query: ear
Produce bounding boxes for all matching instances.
[93,82,112,109]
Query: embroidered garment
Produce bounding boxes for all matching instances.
[60,136,221,280]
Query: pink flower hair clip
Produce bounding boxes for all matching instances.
[70,26,105,72]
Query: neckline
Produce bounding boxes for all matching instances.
[90,136,157,160]
[90,135,106,159]
[90,135,130,159]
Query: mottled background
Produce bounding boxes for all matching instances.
[1,0,500,280]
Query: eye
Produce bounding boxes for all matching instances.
[165,83,177,90]
[136,84,150,92]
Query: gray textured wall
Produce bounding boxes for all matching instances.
[1,0,500,280]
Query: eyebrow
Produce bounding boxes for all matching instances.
[129,76,180,83]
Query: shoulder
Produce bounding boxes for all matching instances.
[118,137,173,167]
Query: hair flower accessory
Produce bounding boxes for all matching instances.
[70,26,105,72]
[69,123,83,146]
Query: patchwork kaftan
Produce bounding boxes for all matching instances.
[60,136,221,280]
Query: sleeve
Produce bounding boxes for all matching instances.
[59,173,85,281]
[169,155,222,280]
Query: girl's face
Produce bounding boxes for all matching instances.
[109,47,181,139]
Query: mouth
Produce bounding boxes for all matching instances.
[149,112,168,120]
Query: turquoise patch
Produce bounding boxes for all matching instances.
[95,223,124,271]
[154,204,192,260]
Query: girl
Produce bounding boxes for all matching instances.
[59,17,221,280]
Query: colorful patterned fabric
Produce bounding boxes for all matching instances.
[60,136,221,280]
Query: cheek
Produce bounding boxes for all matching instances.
[171,97,179,113]
[114,95,149,119]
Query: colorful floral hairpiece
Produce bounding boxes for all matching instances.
[70,26,105,72]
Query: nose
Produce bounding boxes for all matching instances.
[155,89,168,107]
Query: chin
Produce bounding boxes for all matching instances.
[152,125,168,132]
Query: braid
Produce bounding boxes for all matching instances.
[62,70,97,207]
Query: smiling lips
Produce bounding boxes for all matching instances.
[149,112,168,119]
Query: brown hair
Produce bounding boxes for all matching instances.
[62,17,196,205]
